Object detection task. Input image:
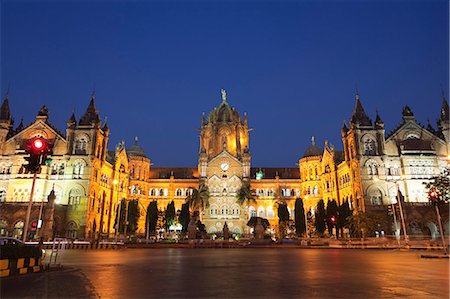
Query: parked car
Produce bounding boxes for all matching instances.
[0,237,46,260]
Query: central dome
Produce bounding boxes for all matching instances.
[127,137,148,158]
[207,89,241,124]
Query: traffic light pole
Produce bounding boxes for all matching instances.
[22,172,37,242]
[396,184,409,245]
[435,204,448,255]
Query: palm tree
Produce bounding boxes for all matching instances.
[185,183,210,221]
[236,181,256,206]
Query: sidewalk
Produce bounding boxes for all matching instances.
[0,267,98,298]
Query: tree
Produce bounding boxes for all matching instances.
[179,203,190,233]
[126,199,140,234]
[236,181,256,206]
[424,168,450,204]
[114,199,140,235]
[114,199,126,233]
[294,198,306,236]
[247,216,270,230]
[146,201,159,235]
[424,168,449,254]
[326,200,338,236]
[314,199,327,236]
[346,211,384,238]
[185,183,210,220]
[165,201,176,229]
[276,201,290,238]
[338,201,352,237]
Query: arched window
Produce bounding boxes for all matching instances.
[13,221,24,239]
[0,219,8,236]
[73,160,85,179]
[68,187,82,206]
[313,185,318,195]
[159,189,163,196]
[363,138,377,155]
[266,206,274,218]
[257,206,265,217]
[74,137,88,155]
[66,221,78,239]
[367,188,383,205]
[366,160,379,176]
[0,189,6,202]
[249,206,256,218]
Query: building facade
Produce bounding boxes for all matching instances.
[0,90,448,240]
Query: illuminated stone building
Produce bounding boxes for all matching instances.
[0,95,129,240]
[0,90,448,239]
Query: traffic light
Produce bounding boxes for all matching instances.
[330,216,336,225]
[23,137,49,173]
[24,154,41,173]
[428,188,439,205]
[387,205,393,215]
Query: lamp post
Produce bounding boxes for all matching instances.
[114,179,121,243]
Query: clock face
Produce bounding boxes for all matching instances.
[220,163,229,171]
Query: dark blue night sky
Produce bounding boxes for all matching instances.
[1,1,448,167]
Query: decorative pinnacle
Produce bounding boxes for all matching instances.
[311,136,315,146]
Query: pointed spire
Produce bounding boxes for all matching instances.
[311,136,315,146]
[79,94,100,125]
[375,109,384,128]
[341,119,349,134]
[37,105,49,117]
[101,116,109,132]
[0,94,11,122]
[15,117,24,132]
[68,111,76,123]
[134,136,139,145]
[350,92,372,126]
[426,118,436,134]
[402,105,415,122]
[244,112,248,126]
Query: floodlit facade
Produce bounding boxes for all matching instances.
[0,90,448,239]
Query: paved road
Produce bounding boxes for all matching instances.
[2,248,448,298]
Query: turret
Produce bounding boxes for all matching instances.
[402,105,415,123]
[0,94,13,145]
[350,93,372,127]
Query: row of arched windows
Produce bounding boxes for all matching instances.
[303,185,319,196]
[339,173,351,187]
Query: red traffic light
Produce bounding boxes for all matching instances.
[26,137,48,155]
[33,139,44,150]
[330,216,336,223]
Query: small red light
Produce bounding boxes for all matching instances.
[33,139,44,149]
[331,216,336,223]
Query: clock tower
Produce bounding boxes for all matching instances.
[198,90,251,235]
